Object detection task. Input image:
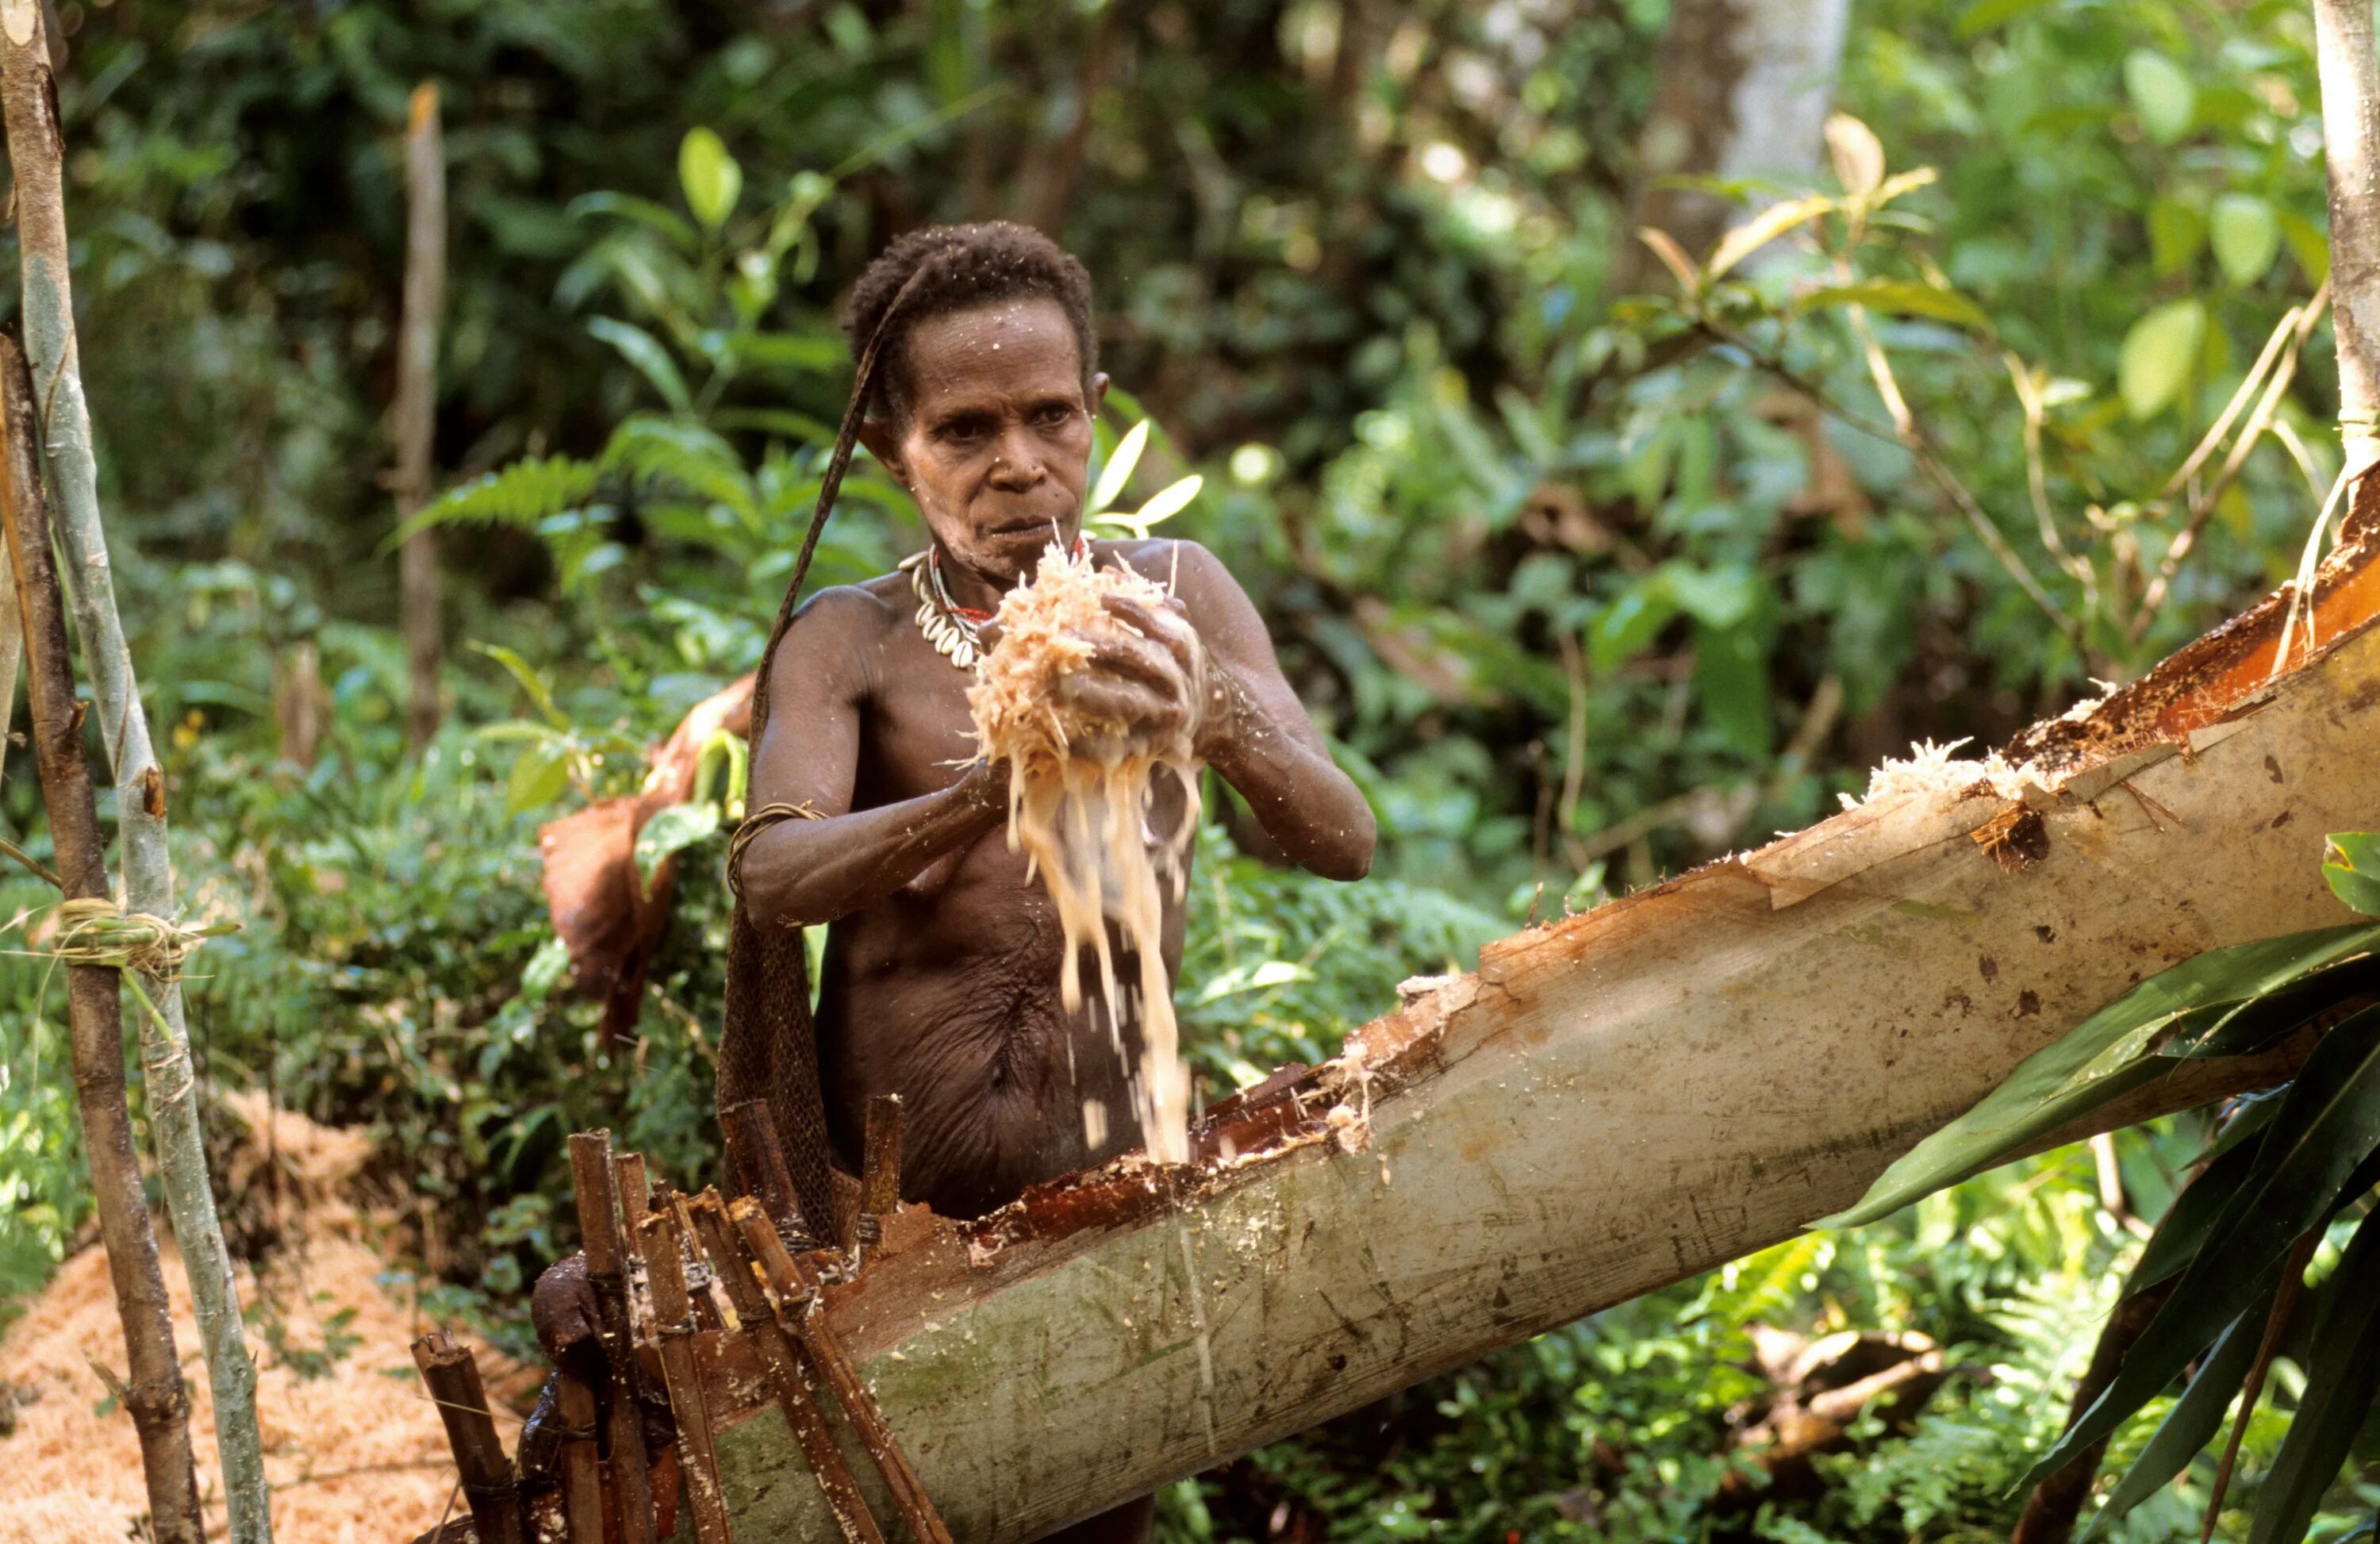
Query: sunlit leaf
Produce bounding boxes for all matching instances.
[1825,114,1884,198]
[1089,418,1150,516]
[1795,279,1990,330]
[2209,193,2281,286]
[588,317,693,413]
[1636,227,1699,293]
[2324,832,2380,917]
[2125,49,2196,145]
[2147,196,2205,278]
[470,642,567,728]
[1706,196,1833,281]
[566,191,701,254]
[633,800,722,892]
[1956,0,2056,36]
[678,126,743,233]
[1588,578,1678,674]
[2119,299,2205,420]
[506,740,571,816]
[1818,924,2380,1228]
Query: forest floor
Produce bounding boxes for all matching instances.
[0,1094,528,1542]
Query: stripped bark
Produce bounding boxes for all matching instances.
[704,531,2380,1539]
[0,13,271,1536]
[0,333,205,1544]
[394,80,447,749]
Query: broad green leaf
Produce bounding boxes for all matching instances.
[1695,620,1772,759]
[1088,418,1150,516]
[678,127,743,232]
[2245,1205,2380,1544]
[1817,923,2380,1228]
[2125,50,2196,145]
[633,800,722,891]
[470,642,567,728]
[2325,833,2380,917]
[1956,0,2056,36]
[565,191,701,254]
[2209,194,2281,286]
[1664,563,1760,629]
[2127,1122,2264,1292]
[2147,196,2205,278]
[1589,578,1678,674]
[1119,474,1203,536]
[2082,1300,2270,1538]
[2162,953,2380,1059]
[2119,299,2206,420]
[507,740,571,816]
[1794,279,1990,331]
[588,317,693,413]
[2282,208,2332,286]
[1707,195,1833,280]
[2023,1004,2380,1486]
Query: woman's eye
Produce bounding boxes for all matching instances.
[1035,405,1073,428]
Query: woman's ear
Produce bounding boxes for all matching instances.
[1090,372,1111,413]
[857,417,906,486]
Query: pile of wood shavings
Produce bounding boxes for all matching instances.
[969,540,1200,1163]
[0,1092,530,1543]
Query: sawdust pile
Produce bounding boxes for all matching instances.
[969,540,1200,1163]
[0,1091,529,1544]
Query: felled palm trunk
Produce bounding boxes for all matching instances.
[692,517,2380,1541]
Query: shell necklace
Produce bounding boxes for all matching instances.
[901,536,1088,673]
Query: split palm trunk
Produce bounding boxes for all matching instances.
[0,336,206,1544]
[0,9,271,1539]
[693,517,2380,1541]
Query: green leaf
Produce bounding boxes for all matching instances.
[2209,194,2281,286]
[565,191,701,254]
[2161,953,2380,1059]
[633,801,722,892]
[2325,833,2380,917]
[2119,299,2206,420]
[2125,50,2196,145]
[588,317,693,413]
[1589,578,1678,674]
[1663,563,1760,629]
[1706,195,1833,281]
[1088,418,1150,516]
[2023,1004,2380,1487]
[1956,0,2056,36]
[506,740,572,816]
[1115,474,1203,538]
[678,127,743,233]
[470,642,567,728]
[2281,209,2332,286]
[2245,1205,2380,1544]
[1816,924,2380,1228]
[2083,1299,2271,1538]
[1794,279,1991,331]
[1695,620,1772,759]
[2147,196,2205,278]
[390,455,602,548]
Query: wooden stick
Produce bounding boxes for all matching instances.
[569,1131,657,1544]
[555,1373,606,1544]
[685,1193,884,1544]
[722,1100,820,1249]
[639,1210,735,1544]
[616,1152,652,1231]
[0,335,205,1544]
[858,1094,904,1247]
[731,1197,954,1544]
[0,17,270,1539]
[393,79,446,747]
[412,1331,525,1544]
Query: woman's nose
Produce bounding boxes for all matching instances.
[988,428,1046,489]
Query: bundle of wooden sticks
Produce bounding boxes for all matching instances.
[408,1098,945,1544]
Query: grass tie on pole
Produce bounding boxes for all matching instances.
[0,11,273,1538]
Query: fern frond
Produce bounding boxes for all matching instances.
[600,417,756,524]
[393,455,602,546]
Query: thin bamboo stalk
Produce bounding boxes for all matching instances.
[638,1209,734,1544]
[569,1131,658,1544]
[0,334,205,1544]
[0,14,269,1539]
[412,1331,526,1544]
[394,80,445,749]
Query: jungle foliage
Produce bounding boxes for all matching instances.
[2,0,2378,1538]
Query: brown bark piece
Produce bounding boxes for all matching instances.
[411,1330,525,1544]
[638,1211,735,1544]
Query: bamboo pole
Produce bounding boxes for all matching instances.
[0,13,271,1537]
[638,1208,734,1544]
[0,335,205,1544]
[554,1373,606,1544]
[412,1331,526,1544]
[2319,0,2380,467]
[393,80,446,749]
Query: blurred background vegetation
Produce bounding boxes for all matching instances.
[2,0,2375,1537]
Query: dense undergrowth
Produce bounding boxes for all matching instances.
[4,0,2379,1536]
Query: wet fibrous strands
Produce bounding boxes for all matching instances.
[969,541,1198,1163]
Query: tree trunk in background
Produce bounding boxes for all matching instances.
[1622,0,1851,287]
[0,335,206,1544]
[396,81,447,751]
[0,13,273,1538]
[2318,0,2380,469]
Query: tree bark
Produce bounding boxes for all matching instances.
[0,13,271,1538]
[395,81,447,750]
[0,333,206,1544]
[703,534,2380,1539]
[1622,0,1852,287]
[2317,0,2380,467]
